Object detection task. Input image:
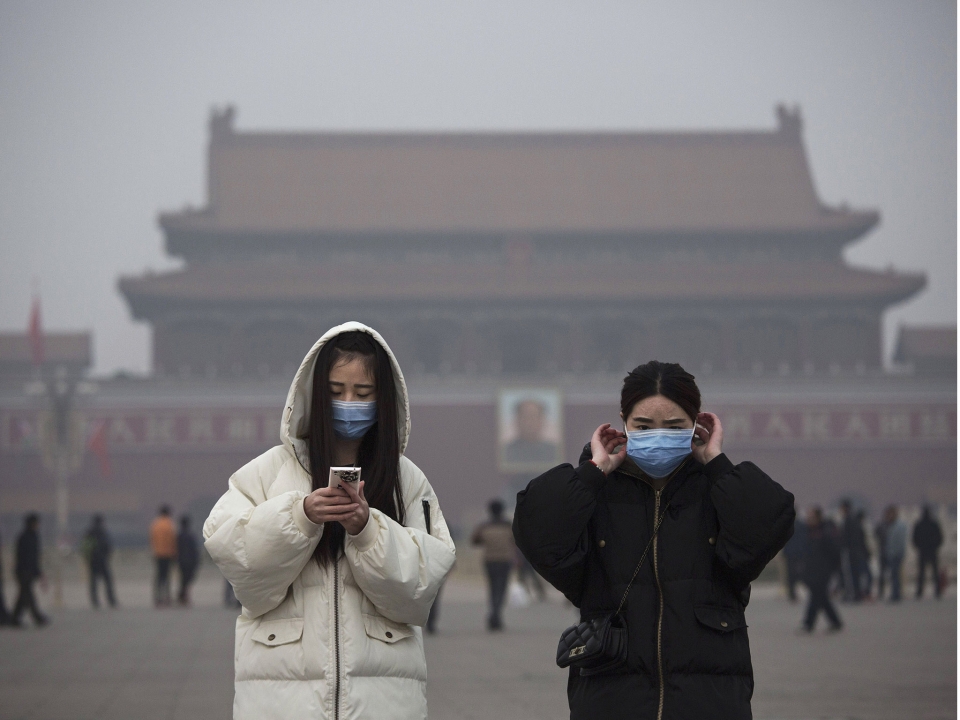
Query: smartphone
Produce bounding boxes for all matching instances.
[328,466,361,489]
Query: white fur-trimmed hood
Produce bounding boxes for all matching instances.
[279,321,411,470]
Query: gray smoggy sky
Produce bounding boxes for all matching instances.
[0,1,955,375]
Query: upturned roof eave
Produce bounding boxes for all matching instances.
[157,209,879,240]
[117,266,926,311]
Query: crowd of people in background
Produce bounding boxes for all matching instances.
[466,496,952,638]
[783,501,946,634]
[0,505,202,624]
[0,498,951,631]
[149,505,200,608]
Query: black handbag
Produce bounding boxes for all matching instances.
[556,496,671,676]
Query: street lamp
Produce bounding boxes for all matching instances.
[26,367,96,607]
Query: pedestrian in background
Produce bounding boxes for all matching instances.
[13,513,48,627]
[425,582,442,634]
[176,515,199,606]
[782,510,808,602]
[838,499,866,602]
[883,505,908,603]
[0,531,12,626]
[854,509,873,600]
[874,511,891,600]
[471,499,515,631]
[516,550,546,602]
[223,577,241,609]
[912,505,943,600]
[82,514,117,609]
[800,506,842,633]
[150,505,177,607]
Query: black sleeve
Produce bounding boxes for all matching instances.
[705,454,796,589]
[512,460,606,605]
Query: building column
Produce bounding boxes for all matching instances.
[797,315,815,375]
[718,316,738,373]
[461,317,482,375]
[568,316,586,373]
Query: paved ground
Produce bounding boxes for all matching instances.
[0,570,954,720]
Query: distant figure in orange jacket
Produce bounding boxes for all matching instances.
[150,506,177,607]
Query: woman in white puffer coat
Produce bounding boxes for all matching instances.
[204,322,456,720]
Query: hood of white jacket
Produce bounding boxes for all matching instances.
[280,321,411,471]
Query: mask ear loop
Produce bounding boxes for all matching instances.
[692,420,707,447]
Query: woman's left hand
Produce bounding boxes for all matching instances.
[692,412,723,465]
[338,480,371,536]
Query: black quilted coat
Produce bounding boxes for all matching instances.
[513,446,795,720]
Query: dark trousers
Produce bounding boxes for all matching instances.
[224,578,241,609]
[178,566,197,605]
[485,561,512,630]
[89,563,117,608]
[857,556,873,598]
[877,557,889,599]
[840,550,864,601]
[916,554,941,598]
[785,557,802,601]
[426,583,443,633]
[803,581,842,630]
[154,557,173,606]
[13,577,46,624]
[0,564,10,624]
[517,557,546,601]
[888,556,904,602]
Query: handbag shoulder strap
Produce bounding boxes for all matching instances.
[615,498,670,615]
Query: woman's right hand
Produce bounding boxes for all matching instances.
[303,487,360,525]
[590,423,627,476]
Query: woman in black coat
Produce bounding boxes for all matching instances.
[513,361,795,720]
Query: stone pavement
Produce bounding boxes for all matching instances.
[0,574,954,720]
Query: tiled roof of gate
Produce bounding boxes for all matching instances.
[159,106,877,238]
[120,260,924,314]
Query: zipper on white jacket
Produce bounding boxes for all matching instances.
[334,559,342,720]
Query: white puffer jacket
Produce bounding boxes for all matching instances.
[204,322,457,720]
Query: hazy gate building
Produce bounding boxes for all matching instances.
[122,106,922,381]
[1,107,954,542]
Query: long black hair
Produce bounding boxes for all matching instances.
[621,360,701,423]
[308,331,404,564]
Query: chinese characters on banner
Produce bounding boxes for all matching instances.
[1,405,955,454]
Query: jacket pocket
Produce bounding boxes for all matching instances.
[251,617,304,646]
[694,605,747,633]
[363,613,414,644]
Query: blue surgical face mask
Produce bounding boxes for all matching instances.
[330,400,378,440]
[625,425,696,479]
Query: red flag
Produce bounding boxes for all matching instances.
[89,420,112,480]
[28,296,44,365]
